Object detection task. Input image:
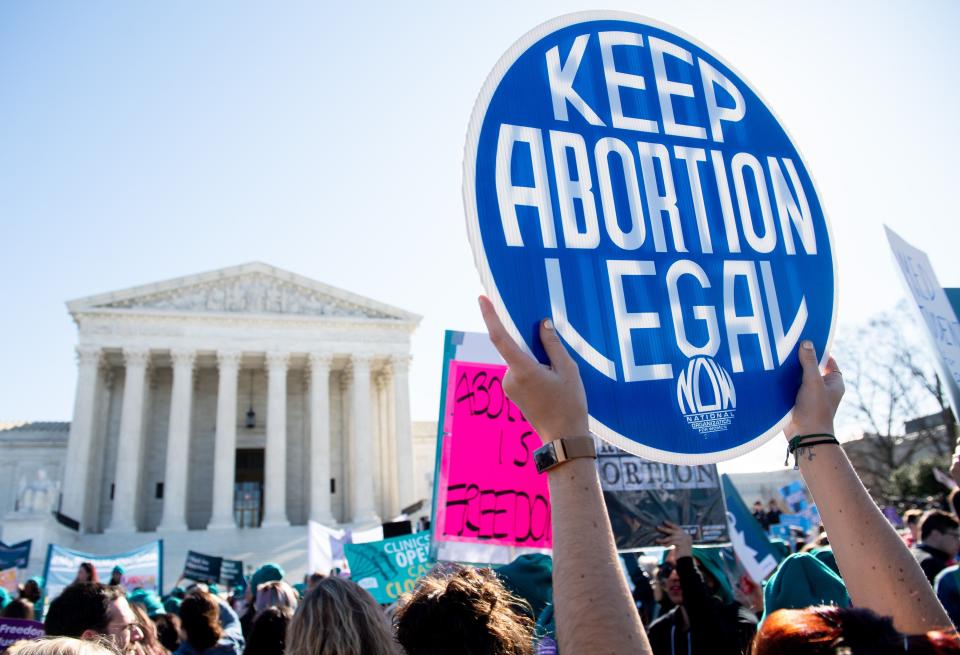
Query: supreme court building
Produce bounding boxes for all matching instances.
[0,263,432,582]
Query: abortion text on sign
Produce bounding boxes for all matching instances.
[465,13,835,462]
[435,361,552,549]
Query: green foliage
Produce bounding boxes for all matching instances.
[884,457,951,500]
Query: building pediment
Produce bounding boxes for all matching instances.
[67,262,420,323]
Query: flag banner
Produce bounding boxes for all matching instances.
[308,522,348,576]
[464,11,836,464]
[344,531,433,604]
[0,541,31,570]
[43,541,163,599]
[220,559,245,589]
[0,618,44,651]
[434,360,552,550]
[183,550,223,583]
[599,439,727,548]
[722,474,781,583]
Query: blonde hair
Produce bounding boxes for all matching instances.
[254,580,299,615]
[286,577,399,655]
[7,637,121,655]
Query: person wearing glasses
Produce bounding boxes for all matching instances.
[911,510,960,585]
[646,522,757,655]
[44,582,144,654]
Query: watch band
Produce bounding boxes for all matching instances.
[534,436,597,473]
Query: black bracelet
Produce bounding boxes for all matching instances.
[785,433,839,468]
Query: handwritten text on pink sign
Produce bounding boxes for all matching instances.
[438,361,552,548]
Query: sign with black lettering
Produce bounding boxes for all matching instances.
[464,12,836,463]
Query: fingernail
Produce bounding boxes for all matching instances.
[543,318,554,330]
[802,340,814,350]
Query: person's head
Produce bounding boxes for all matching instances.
[754,501,764,510]
[919,509,960,557]
[45,583,144,654]
[769,499,780,509]
[905,509,924,540]
[178,590,222,652]
[152,613,181,653]
[286,576,398,655]
[21,578,43,602]
[7,637,121,655]
[657,548,726,607]
[1,597,36,620]
[127,602,163,655]
[126,589,164,619]
[109,566,124,586]
[254,580,299,615]
[306,572,326,591]
[246,606,293,655]
[752,606,960,654]
[76,563,99,584]
[395,565,534,655]
[250,563,284,596]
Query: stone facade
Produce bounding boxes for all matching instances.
[0,263,427,583]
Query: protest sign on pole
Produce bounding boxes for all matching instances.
[434,360,552,551]
[183,551,223,583]
[344,531,433,604]
[885,227,960,421]
[598,438,727,548]
[220,559,245,589]
[0,540,31,570]
[722,474,781,583]
[464,11,836,464]
[0,618,44,651]
[43,541,163,599]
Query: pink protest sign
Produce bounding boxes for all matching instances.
[435,361,552,548]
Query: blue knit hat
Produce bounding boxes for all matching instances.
[250,563,284,591]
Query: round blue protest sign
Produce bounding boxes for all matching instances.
[464,12,837,464]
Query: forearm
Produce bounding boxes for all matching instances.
[796,433,950,632]
[549,457,650,654]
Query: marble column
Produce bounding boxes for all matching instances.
[392,354,416,511]
[375,368,397,518]
[349,354,379,526]
[308,353,336,524]
[262,352,290,528]
[106,348,150,533]
[60,345,102,529]
[208,351,241,529]
[157,349,195,531]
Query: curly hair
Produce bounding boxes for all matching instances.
[395,565,535,655]
[286,577,399,655]
[752,606,960,654]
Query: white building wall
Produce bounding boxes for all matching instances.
[186,368,217,529]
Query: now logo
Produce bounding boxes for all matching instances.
[676,356,736,417]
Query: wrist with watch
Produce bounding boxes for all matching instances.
[533,435,597,473]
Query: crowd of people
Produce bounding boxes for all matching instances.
[1,303,960,654]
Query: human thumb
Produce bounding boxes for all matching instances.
[798,340,822,384]
[540,318,575,373]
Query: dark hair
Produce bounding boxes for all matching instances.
[246,606,293,655]
[77,562,99,583]
[1,598,35,620]
[395,565,534,655]
[179,590,222,651]
[920,510,960,541]
[20,580,42,603]
[308,572,326,586]
[44,583,123,637]
[153,613,181,653]
[752,606,960,654]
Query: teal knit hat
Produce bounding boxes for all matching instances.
[0,587,10,609]
[250,563,284,591]
[812,546,841,577]
[761,552,850,624]
[496,554,554,620]
[163,596,182,615]
[128,588,165,617]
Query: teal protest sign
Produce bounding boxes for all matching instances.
[344,531,432,604]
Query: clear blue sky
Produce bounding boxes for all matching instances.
[2,1,958,472]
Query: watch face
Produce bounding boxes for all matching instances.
[534,443,559,473]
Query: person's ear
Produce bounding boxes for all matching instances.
[80,629,100,641]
